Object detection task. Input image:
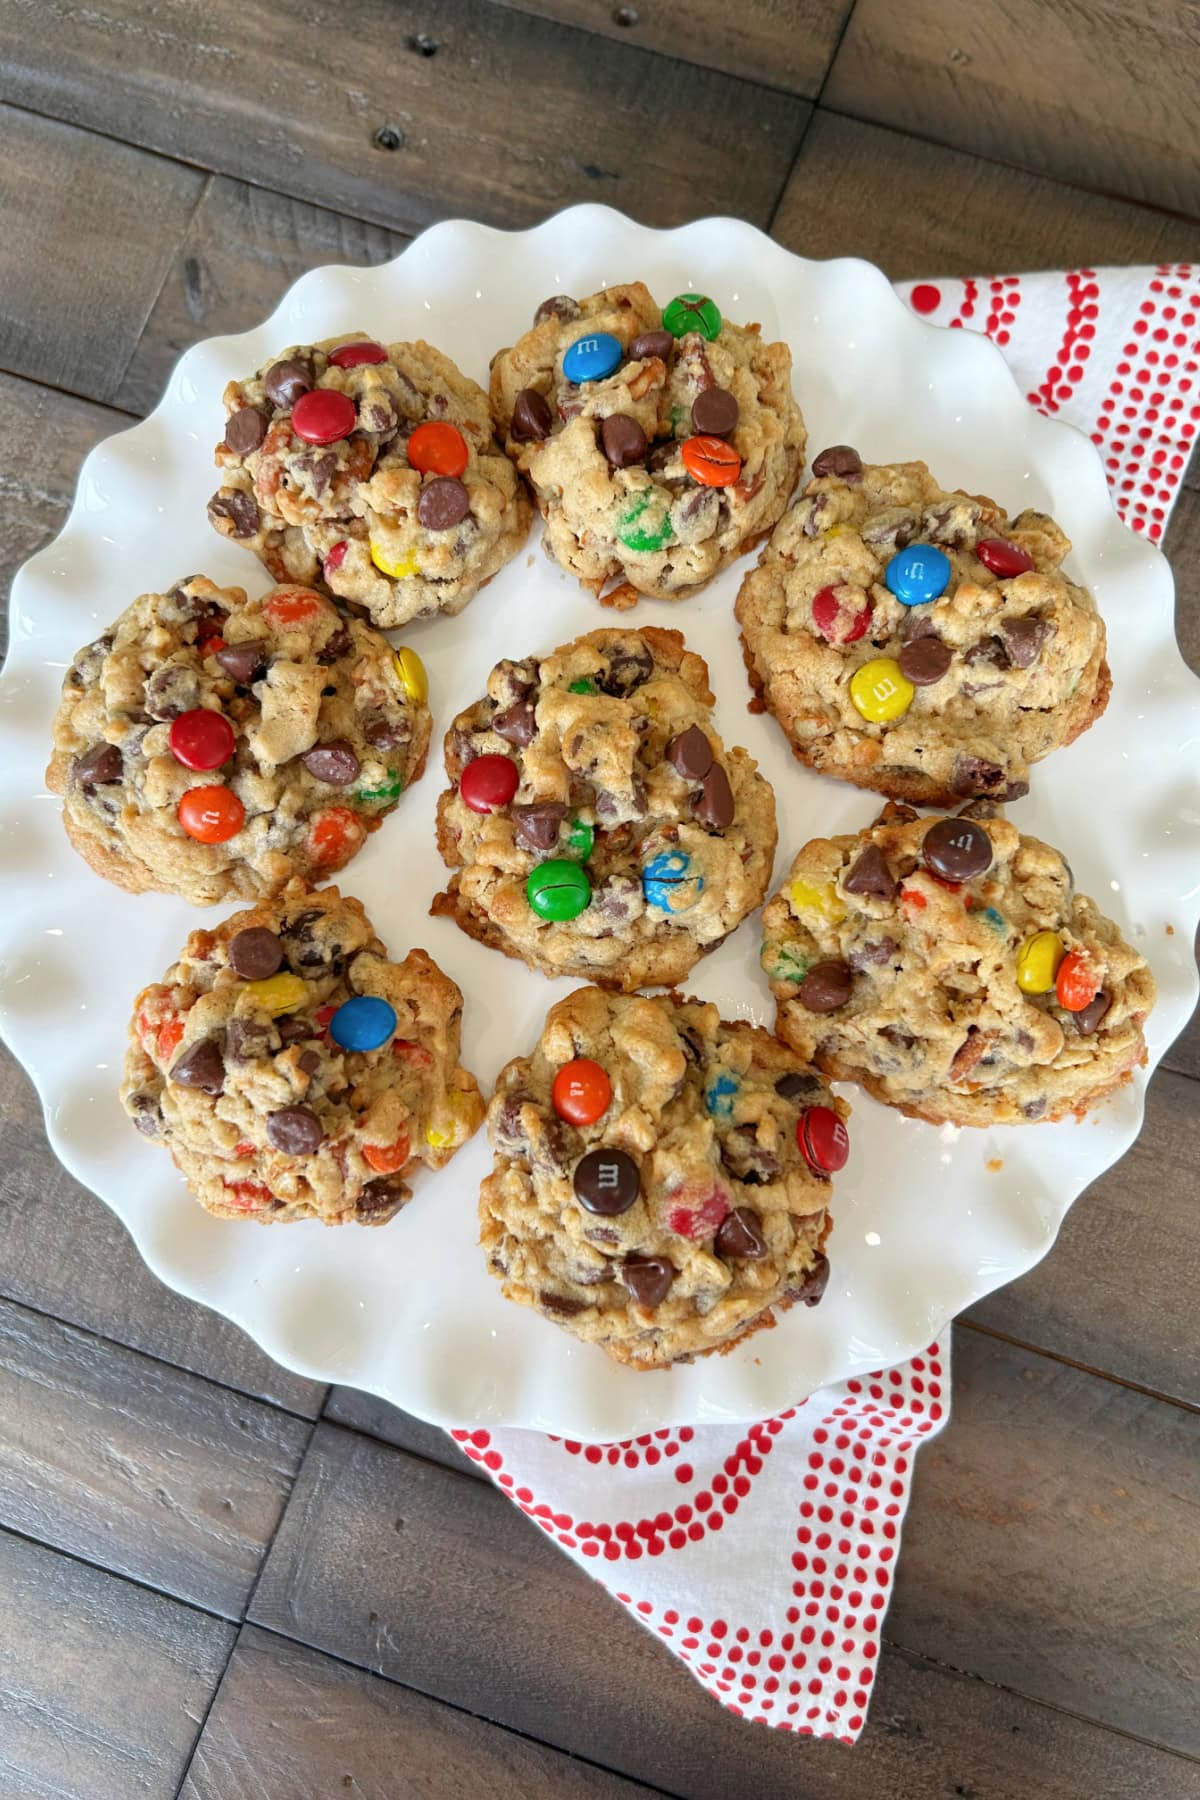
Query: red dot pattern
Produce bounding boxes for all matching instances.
[1028,268,1097,414]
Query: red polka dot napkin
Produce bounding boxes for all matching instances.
[450,265,1195,1744]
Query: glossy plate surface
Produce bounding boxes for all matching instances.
[2,207,1198,1438]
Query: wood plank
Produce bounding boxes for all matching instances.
[773,107,1200,277]
[1159,486,1200,1078]
[484,0,851,97]
[0,0,809,235]
[323,1386,479,1478]
[0,1527,234,1800]
[251,1395,1200,1790]
[822,0,1200,220]
[180,1624,656,1800]
[0,101,203,406]
[0,1044,326,1415]
[0,1295,310,1617]
[116,174,410,415]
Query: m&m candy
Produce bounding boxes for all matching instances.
[323,540,348,574]
[797,1105,849,1174]
[328,340,388,368]
[976,537,1034,578]
[566,816,594,860]
[705,1074,739,1119]
[662,293,722,341]
[169,708,236,772]
[568,678,598,695]
[552,1058,612,1127]
[371,540,420,580]
[527,859,591,922]
[574,1147,641,1215]
[363,1133,412,1175]
[562,333,622,384]
[178,785,244,844]
[460,753,519,814]
[642,849,704,912]
[243,972,308,1015]
[1016,930,1065,995]
[291,388,357,445]
[812,585,871,645]
[392,645,428,704]
[680,435,741,487]
[885,543,952,606]
[407,421,468,478]
[1055,949,1101,1012]
[329,994,397,1052]
[849,657,914,723]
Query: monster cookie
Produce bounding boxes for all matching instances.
[761,803,1154,1126]
[209,333,530,628]
[736,451,1110,804]
[489,283,805,604]
[480,986,844,1366]
[121,881,484,1224]
[431,626,777,989]
[47,576,431,905]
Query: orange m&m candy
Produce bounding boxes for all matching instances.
[407,421,469,479]
[680,434,742,488]
[1055,949,1101,1012]
[178,785,245,844]
[265,587,324,627]
[552,1057,613,1127]
[363,1132,412,1175]
[307,805,363,867]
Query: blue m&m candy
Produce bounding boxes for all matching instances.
[642,849,704,913]
[705,1074,738,1118]
[329,994,397,1053]
[885,542,952,606]
[562,332,623,384]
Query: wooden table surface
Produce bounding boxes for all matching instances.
[1,4,1198,1794]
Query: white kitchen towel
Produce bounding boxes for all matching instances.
[451,263,1198,1743]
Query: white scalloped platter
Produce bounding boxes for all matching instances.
[3,207,1198,1439]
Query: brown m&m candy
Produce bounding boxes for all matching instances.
[573,1147,640,1215]
[922,818,992,882]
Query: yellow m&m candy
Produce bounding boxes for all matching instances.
[788,877,845,926]
[392,645,429,705]
[242,972,308,1015]
[1016,930,1065,995]
[370,539,421,581]
[849,658,914,724]
[425,1092,471,1149]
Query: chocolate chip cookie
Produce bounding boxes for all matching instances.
[122,881,484,1224]
[761,802,1154,1126]
[209,334,530,628]
[489,284,805,605]
[47,576,430,905]
[431,626,778,989]
[481,986,843,1366]
[736,451,1110,804]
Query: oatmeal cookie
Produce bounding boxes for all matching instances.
[122,881,484,1224]
[481,986,843,1367]
[761,802,1154,1126]
[47,576,430,905]
[736,449,1110,804]
[208,333,530,628]
[489,284,805,604]
[431,626,777,989]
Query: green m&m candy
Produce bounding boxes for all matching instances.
[566,816,594,860]
[662,292,722,341]
[617,488,674,553]
[527,858,591,922]
[568,678,598,695]
[356,771,405,804]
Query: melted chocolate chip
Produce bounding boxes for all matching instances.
[842,843,897,900]
[1074,990,1112,1036]
[666,724,714,781]
[266,1106,325,1154]
[228,928,283,981]
[898,634,953,687]
[714,1206,767,1260]
[533,295,580,326]
[224,407,268,455]
[848,937,897,970]
[621,1256,674,1308]
[511,388,553,442]
[226,1018,273,1060]
[693,762,734,830]
[951,755,1013,797]
[999,614,1049,668]
[493,699,536,746]
[357,1177,406,1216]
[787,1254,830,1307]
[597,642,653,697]
[690,387,738,438]
[797,960,853,1013]
[302,741,361,785]
[208,490,260,538]
[811,444,862,482]
[365,716,410,750]
[512,801,568,854]
[629,329,673,362]
[776,1071,820,1101]
[170,1038,225,1095]
[317,626,352,666]
[214,639,267,685]
[73,743,122,791]
[263,356,313,409]
[600,413,648,468]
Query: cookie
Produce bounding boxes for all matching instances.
[480,986,843,1367]
[736,451,1110,805]
[121,881,484,1224]
[46,576,430,905]
[208,334,530,628]
[431,626,778,989]
[489,284,805,605]
[761,802,1155,1126]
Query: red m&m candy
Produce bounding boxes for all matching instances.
[459,753,519,814]
[328,340,388,368]
[407,421,469,478]
[169,708,236,771]
[797,1105,849,1173]
[552,1058,612,1127]
[976,537,1034,578]
[812,584,871,645]
[323,540,348,574]
[291,388,357,445]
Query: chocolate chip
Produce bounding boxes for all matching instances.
[693,762,734,830]
[666,724,713,781]
[848,937,897,970]
[266,1106,325,1154]
[999,614,1049,668]
[965,635,1010,671]
[714,1206,767,1260]
[597,641,653,696]
[277,1016,316,1044]
[208,490,260,538]
[228,927,283,981]
[365,716,410,750]
[317,626,352,666]
[1074,990,1112,1036]
[224,407,268,455]
[302,741,361,785]
[263,356,313,409]
[776,1071,820,1101]
[170,1038,225,1095]
[534,295,580,326]
[540,1291,587,1317]
[127,1093,161,1138]
[226,1018,273,1060]
[357,1177,406,1216]
[573,1147,640,1215]
[951,755,1011,796]
[788,1254,830,1307]
[512,801,568,854]
[215,639,267,685]
[629,329,674,362]
[417,476,470,531]
[298,1049,322,1075]
[690,387,738,438]
[511,387,553,442]
[797,960,853,1013]
[1023,1097,1048,1120]
[811,445,863,482]
[600,413,648,468]
[646,439,678,473]
[493,699,536,746]
[900,608,938,644]
[73,743,122,791]
[898,634,953,687]
[842,843,897,900]
[621,1256,674,1308]
[922,818,993,881]
[720,1129,781,1186]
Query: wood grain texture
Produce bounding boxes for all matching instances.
[0,1528,234,1800]
[0,102,203,405]
[251,1408,1200,1793]
[1152,485,1200,1077]
[485,0,851,95]
[773,108,1200,277]
[323,1386,479,1477]
[0,1045,325,1415]
[0,0,809,234]
[823,0,1200,219]
[180,1624,657,1800]
[0,1295,310,1617]
[116,175,410,415]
